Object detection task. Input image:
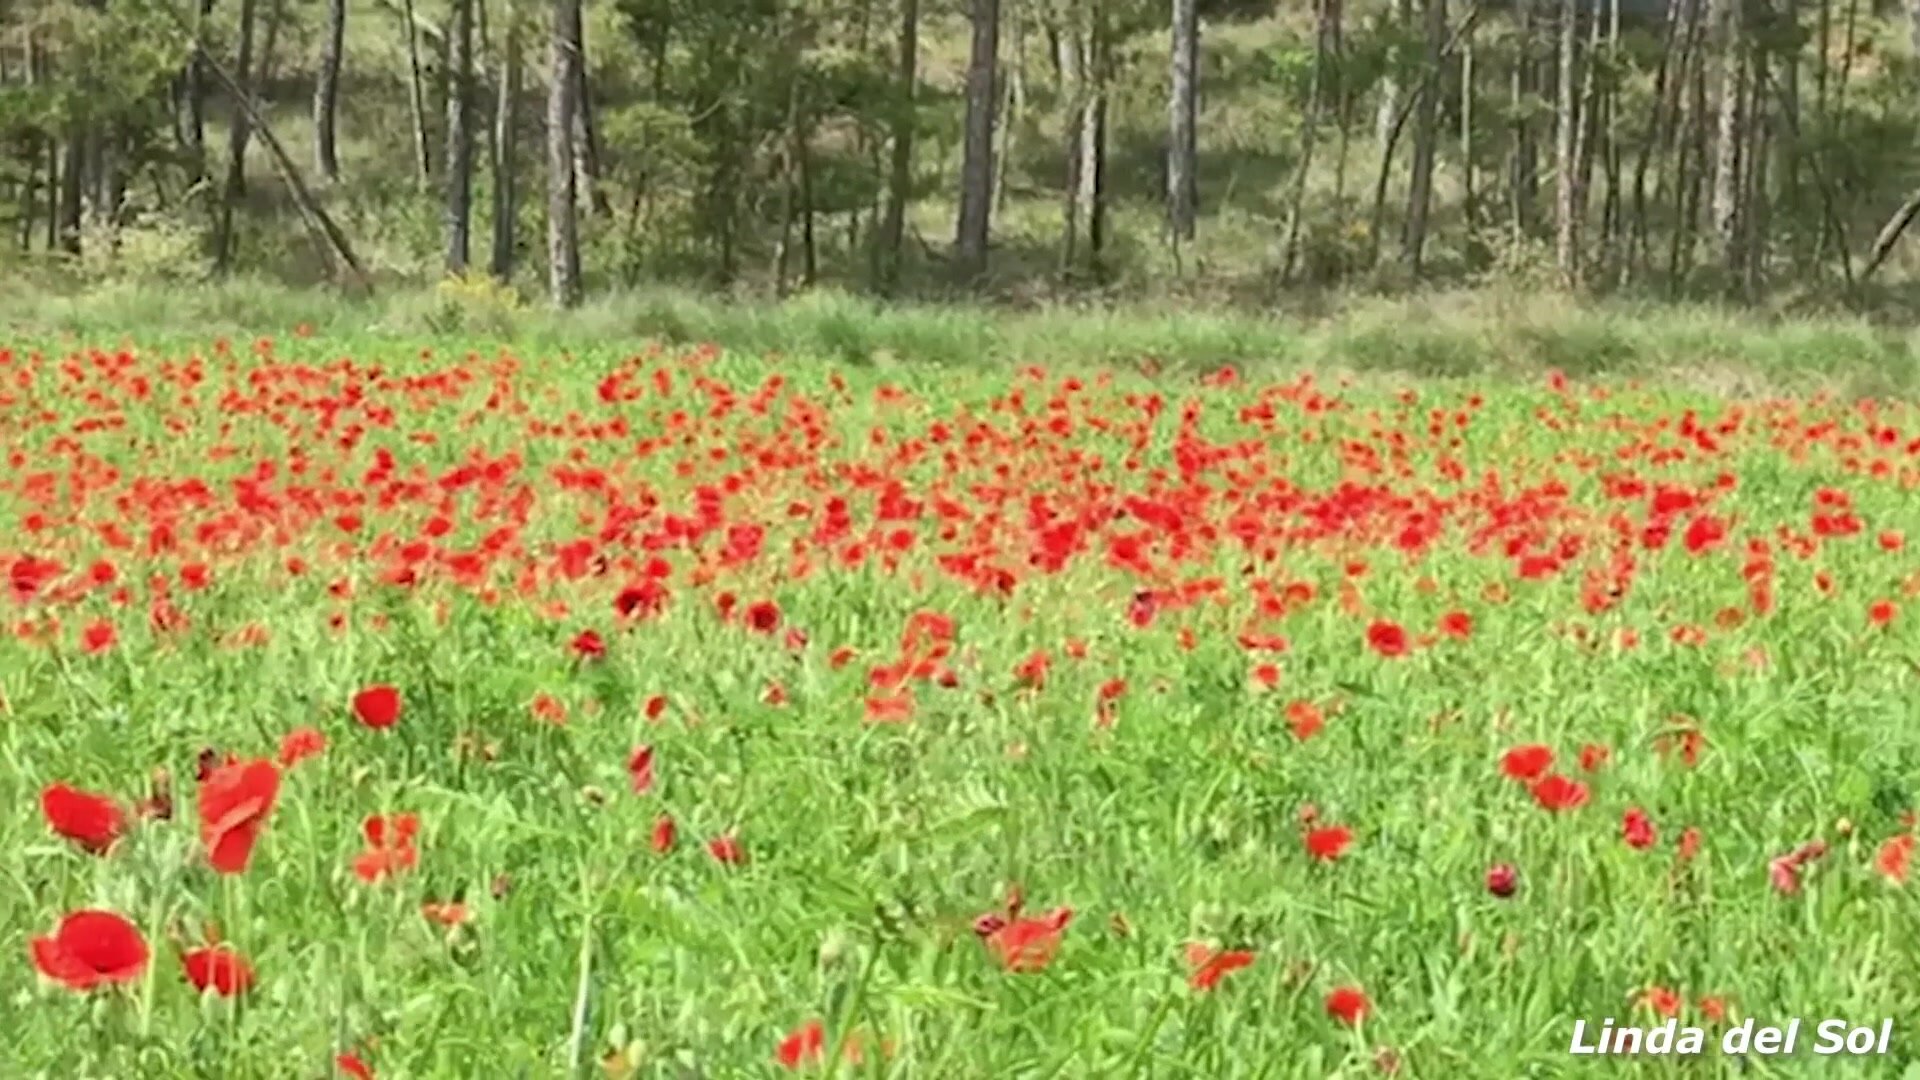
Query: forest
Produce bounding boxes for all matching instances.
[2,0,1920,315]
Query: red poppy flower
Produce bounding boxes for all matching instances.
[570,628,606,659]
[1529,773,1590,811]
[1305,824,1353,861]
[80,618,116,654]
[651,814,677,854]
[627,746,655,794]
[1877,834,1913,884]
[1286,701,1324,741]
[351,684,401,729]
[1677,826,1703,863]
[1501,744,1554,782]
[1622,807,1657,849]
[776,1019,826,1070]
[774,1019,873,1070]
[707,832,747,866]
[29,909,149,990]
[1325,985,1370,1026]
[353,812,421,883]
[1365,620,1408,657]
[1641,986,1682,1018]
[1186,943,1255,991]
[277,725,327,768]
[335,1052,374,1080]
[40,782,127,855]
[744,600,781,634]
[181,944,255,997]
[975,905,1072,972]
[198,758,281,874]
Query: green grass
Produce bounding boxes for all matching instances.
[5,276,1920,395]
[7,319,1920,1076]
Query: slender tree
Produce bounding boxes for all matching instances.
[877,0,919,294]
[1168,0,1198,246]
[491,0,522,280]
[1553,0,1580,286]
[547,0,582,306]
[402,0,433,186]
[1401,0,1444,271]
[214,0,261,271]
[314,0,346,181]
[446,0,475,273]
[954,0,998,282]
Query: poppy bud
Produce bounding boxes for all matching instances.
[1486,863,1518,898]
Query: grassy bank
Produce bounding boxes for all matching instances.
[2,277,1916,395]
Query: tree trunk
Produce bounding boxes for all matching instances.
[1709,0,1743,280]
[445,0,475,273]
[1552,0,1580,287]
[166,16,373,289]
[877,0,918,294]
[1052,3,1108,279]
[403,0,434,186]
[1510,0,1538,240]
[214,0,260,272]
[992,0,1023,214]
[1168,0,1199,246]
[1377,0,1413,146]
[1401,0,1444,272]
[185,0,215,183]
[1627,0,1688,282]
[1283,0,1337,280]
[1087,7,1110,270]
[491,2,521,280]
[314,0,346,181]
[547,0,582,306]
[954,0,998,282]
[567,0,610,217]
[1058,5,1085,271]
[57,129,82,256]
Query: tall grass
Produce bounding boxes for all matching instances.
[4,277,1915,394]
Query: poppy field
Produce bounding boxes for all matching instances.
[7,336,1920,1077]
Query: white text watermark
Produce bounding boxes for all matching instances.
[1569,1017,1892,1057]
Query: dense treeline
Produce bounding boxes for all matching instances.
[3,0,1920,308]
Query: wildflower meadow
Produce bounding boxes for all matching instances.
[5,335,1920,1077]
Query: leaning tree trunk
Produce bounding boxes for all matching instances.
[547,0,582,306]
[314,0,345,180]
[954,0,998,283]
[445,0,475,273]
[1168,0,1199,248]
